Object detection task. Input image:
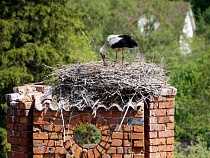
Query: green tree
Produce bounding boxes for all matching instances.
[0,0,97,156]
[170,49,210,143]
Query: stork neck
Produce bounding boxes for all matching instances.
[100,41,109,55]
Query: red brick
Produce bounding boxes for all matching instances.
[20,124,33,131]
[151,96,167,102]
[146,139,158,146]
[112,111,121,117]
[166,137,174,144]
[159,101,175,109]
[48,132,62,139]
[19,102,33,109]
[54,125,63,132]
[146,146,158,152]
[145,124,165,131]
[112,154,122,158]
[44,140,54,147]
[7,123,13,129]
[55,147,67,154]
[101,135,111,142]
[112,132,123,139]
[33,133,48,139]
[155,109,167,116]
[158,130,174,138]
[157,138,166,145]
[81,114,87,123]
[117,147,123,153]
[74,147,82,157]
[100,111,111,117]
[134,111,143,117]
[50,118,66,125]
[20,117,32,123]
[86,113,92,123]
[96,118,105,125]
[87,149,94,158]
[107,147,116,154]
[145,131,157,138]
[75,115,83,125]
[147,102,158,110]
[158,145,174,152]
[123,147,132,154]
[13,138,31,145]
[131,133,144,139]
[18,109,31,116]
[44,109,55,117]
[33,140,43,147]
[19,145,33,152]
[34,117,50,125]
[133,154,144,158]
[43,124,54,131]
[99,141,111,149]
[55,140,63,147]
[158,116,174,123]
[133,126,144,132]
[123,133,130,139]
[167,108,174,116]
[97,145,106,155]
[166,152,174,158]
[134,140,144,147]
[123,125,131,132]
[102,154,110,158]
[101,129,110,136]
[99,125,109,131]
[111,139,122,146]
[145,117,157,124]
[93,147,101,158]
[166,123,174,130]
[7,136,13,143]
[14,152,32,158]
[107,118,117,124]
[33,109,44,117]
[14,131,21,137]
[33,147,46,154]
[123,140,131,147]
[20,131,32,139]
[33,155,43,158]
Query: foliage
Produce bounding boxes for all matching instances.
[175,140,210,158]
[0,0,97,156]
[0,0,210,157]
[73,124,101,148]
[170,48,210,143]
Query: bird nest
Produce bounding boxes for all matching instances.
[46,61,169,112]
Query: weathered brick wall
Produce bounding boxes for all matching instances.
[6,85,176,158]
[144,94,175,158]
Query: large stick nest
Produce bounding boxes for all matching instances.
[48,62,169,111]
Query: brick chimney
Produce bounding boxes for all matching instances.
[6,85,176,158]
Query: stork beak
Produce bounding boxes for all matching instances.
[100,53,108,66]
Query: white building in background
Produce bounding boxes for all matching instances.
[179,9,196,54]
[138,2,196,54]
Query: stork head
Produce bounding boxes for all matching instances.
[99,47,108,66]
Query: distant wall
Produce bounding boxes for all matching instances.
[6,85,176,158]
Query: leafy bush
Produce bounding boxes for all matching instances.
[175,140,210,158]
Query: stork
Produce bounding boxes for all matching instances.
[99,34,138,66]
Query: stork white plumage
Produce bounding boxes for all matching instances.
[99,34,138,66]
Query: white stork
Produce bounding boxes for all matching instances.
[99,34,138,66]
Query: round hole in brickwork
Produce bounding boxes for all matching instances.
[73,124,102,149]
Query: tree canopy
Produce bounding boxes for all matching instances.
[0,0,210,157]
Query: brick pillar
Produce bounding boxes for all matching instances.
[6,99,34,158]
[144,88,176,158]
